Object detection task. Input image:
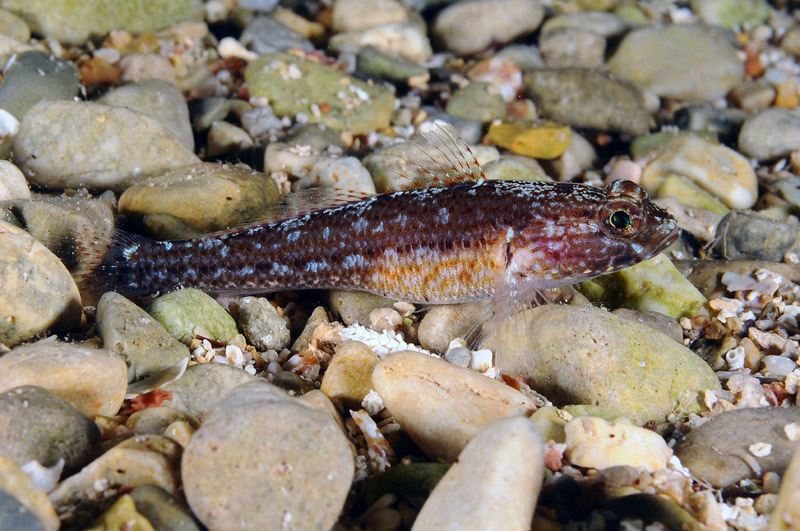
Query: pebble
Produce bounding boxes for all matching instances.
[678,259,800,300]
[205,120,254,158]
[770,442,800,530]
[411,416,544,530]
[481,158,548,182]
[564,416,670,472]
[607,24,744,101]
[444,82,507,123]
[13,100,200,191]
[125,406,199,435]
[371,351,538,461]
[544,131,597,181]
[580,252,708,319]
[739,108,800,161]
[417,301,490,354]
[714,211,798,261]
[235,296,291,351]
[0,8,30,42]
[433,0,544,56]
[331,0,408,33]
[488,305,720,425]
[129,484,201,531]
[656,174,730,215]
[0,458,57,531]
[0,221,82,347]
[160,362,255,418]
[320,340,380,409]
[239,16,314,56]
[98,79,194,151]
[523,68,649,135]
[640,136,758,210]
[145,288,238,342]
[2,0,204,45]
[729,80,776,112]
[674,407,800,487]
[539,28,606,68]
[118,53,177,84]
[488,121,571,160]
[97,292,190,382]
[690,0,770,29]
[49,435,182,512]
[675,105,748,145]
[330,22,432,63]
[0,340,127,417]
[0,385,100,473]
[0,161,29,200]
[357,45,430,85]
[0,51,80,121]
[540,10,628,38]
[86,494,153,530]
[328,290,396,326]
[119,162,278,236]
[182,382,354,531]
[300,156,377,194]
[245,52,395,134]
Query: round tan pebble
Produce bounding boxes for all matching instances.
[0,221,81,347]
[372,351,538,462]
[124,406,199,435]
[182,382,354,531]
[0,160,29,200]
[320,341,380,409]
[0,457,58,531]
[0,340,127,417]
[412,416,544,531]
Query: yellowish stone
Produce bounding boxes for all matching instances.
[488,121,571,159]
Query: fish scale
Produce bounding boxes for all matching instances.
[85,177,679,304]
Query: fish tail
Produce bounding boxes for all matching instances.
[71,229,150,306]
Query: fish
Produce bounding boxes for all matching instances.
[78,123,680,307]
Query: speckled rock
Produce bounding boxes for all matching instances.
[0,161,29,200]
[13,100,200,191]
[331,0,407,32]
[0,386,100,473]
[97,292,190,382]
[320,341,380,409]
[445,82,507,123]
[146,288,239,343]
[0,0,204,45]
[674,407,800,487]
[488,305,720,425]
[433,0,545,56]
[412,416,544,530]
[539,28,606,68]
[182,382,354,531]
[245,53,395,134]
[129,485,201,531]
[738,108,800,161]
[523,68,648,135]
[235,296,291,351]
[49,435,182,509]
[160,363,255,418]
[124,406,199,435]
[640,135,758,210]
[714,211,798,261]
[240,15,313,56]
[0,51,80,121]
[372,351,538,461]
[564,416,670,471]
[607,24,744,101]
[0,340,127,417]
[328,290,396,327]
[331,22,432,63]
[118,163,279,236]
[0,221,82,347]
[99,79,194,151]
[0,458,57,531]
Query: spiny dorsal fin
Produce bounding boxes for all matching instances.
[386,120,486,192]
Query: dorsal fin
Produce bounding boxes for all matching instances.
[194,187,375,239]
[386,121,486,192]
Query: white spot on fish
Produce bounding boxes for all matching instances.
[123,244,140,259]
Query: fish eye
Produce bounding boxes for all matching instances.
[609,210,632,230]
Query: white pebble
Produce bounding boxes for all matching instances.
[761,355,796,377]
[749,442,772,457]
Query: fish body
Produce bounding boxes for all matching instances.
[91,178,678,304]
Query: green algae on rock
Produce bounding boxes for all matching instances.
[488,305,720,425]
[146,288,238,343]
[245,53,395,134]
[0,0,204,45]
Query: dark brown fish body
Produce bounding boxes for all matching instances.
[95,178,679,304]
